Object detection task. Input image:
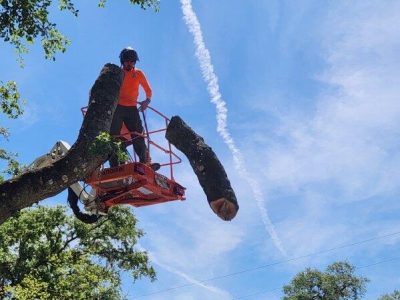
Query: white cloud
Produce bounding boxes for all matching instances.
[229,1,400,275]
[261,1,400,200]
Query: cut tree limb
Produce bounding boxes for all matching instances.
[166,116,239,221]
[0,64,238,225]
[0,64,123,225]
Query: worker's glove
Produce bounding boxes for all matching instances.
[139,98,151,112]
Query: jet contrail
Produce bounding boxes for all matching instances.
[134,245,232,299]
[180,0,287,256]
[151,256,232,298]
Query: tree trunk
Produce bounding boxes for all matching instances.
[166,116,239,221]
[0,64,123,225]
[0,65,239,224]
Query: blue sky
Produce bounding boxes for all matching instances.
[1,0,400,299]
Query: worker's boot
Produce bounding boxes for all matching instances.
[144,150,160,171]
[150,163,161,171]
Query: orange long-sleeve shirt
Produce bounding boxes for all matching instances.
[119,68,152,106]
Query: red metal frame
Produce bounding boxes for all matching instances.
[81,105,186,211]
[86,162,185,210]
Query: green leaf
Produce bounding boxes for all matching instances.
[0,205,155,299]
[90,131,129,163]
[0,81,24,119]
[283,261,369,300]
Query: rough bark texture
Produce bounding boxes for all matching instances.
[0,65,238,224]
[166,116,239,221]
[0,64,123,225]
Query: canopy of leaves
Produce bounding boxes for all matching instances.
[0,205,155,299]
[283,261,369,300]
[0,0,159,62]
[0,0,76,62]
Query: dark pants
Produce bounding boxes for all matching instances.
[109,105,147,166]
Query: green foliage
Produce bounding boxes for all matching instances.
[379,290,400,300]
[0,127,21,183]
[0,80,25,181]
[90,131,114,155]
[0,81,24,119]
[99,0,160,11]
[283,261,369,300]
[41,28,71,60]
[0,147,22,183]
[0,205,156,299]
[0,0,159,61]
[0,149,21,178]
[0,0,78,62]
[90,131,129,163]
[1,1,156,180]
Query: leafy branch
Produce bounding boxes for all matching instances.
[90,132,129,164]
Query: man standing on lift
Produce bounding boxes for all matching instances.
[110,47,159,170]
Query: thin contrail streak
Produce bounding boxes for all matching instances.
[133,245,231,299]
[180,0,287,256]
[152,257,232,298]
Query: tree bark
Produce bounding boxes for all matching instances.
[166,116,239,221]
[0,65,239,224]
[0,64,123,225]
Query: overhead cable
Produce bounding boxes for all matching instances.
[132,230,400,299]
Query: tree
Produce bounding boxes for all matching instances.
[0,0,239,224]
[0,0,159,61]
[0,67,240,224]
[0,63,123,224]
[0,0,159,181]
[379,290,400,300]
[283,261,369,300]
[0,205,155,299]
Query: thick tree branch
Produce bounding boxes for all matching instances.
[0,64,239,225]
[0,64,123,225]
[166,116,239,221]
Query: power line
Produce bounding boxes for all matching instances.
[359,256,400,269]
[232,286,281,300]
[132,230,400,299]
[232,256,400,300]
